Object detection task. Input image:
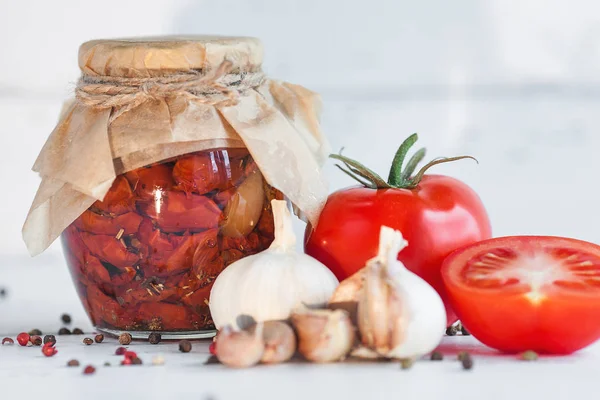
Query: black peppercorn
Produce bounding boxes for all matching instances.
[446,326,458,336]
[28,329,42,336]
[104,362,111,367]
[148,332,161,345]
[43,335,56,346]
[94,334,104,343]
[58,327,71,335]
[119,333,132,345]
[72,328,84,335]
[83,338,94,345]
[430,351,443,361]
[462,356,474,370]
[61,313,72,324]
[131,357,143,365]
[30,335,43,346]
[457,351,470,362]
[179,340,192,353]
[461,325,470,336]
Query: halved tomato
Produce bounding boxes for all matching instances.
[442,236,600,354]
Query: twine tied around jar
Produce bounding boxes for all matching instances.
[75,60,265,122]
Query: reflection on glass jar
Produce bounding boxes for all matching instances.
[61,148,283,338]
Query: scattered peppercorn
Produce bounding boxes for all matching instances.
[83,338,94,345]
[42,343,58,357]
[179,340,192,353]
[430,351,443,361]
[58,328,71,335]
[457,351,470,362]
[28,329,42,336]
[119,333,132,345]
[209,341,216,355]
[72,328,84,335]
[30,335,43,346]
[520,350,539,361]
[67,359,80,367]
[124,351,138,360]
[131,357,143,365]
[461,326,470,335]
[104,362,111,367]
[2,337,14,345]
[43,335,56,346]
[446,326,458,336]
[115,347,127,355]
[400,358,414,370]
[148,332,161,344]
[94,334,104,343]
[83,365,96,375]
[16,332,30,346]
[0,288,6,297]
[204,355,220,365]
[61,313,72,324]
[461,356,474,370]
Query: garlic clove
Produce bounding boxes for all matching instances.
[220,169,265,238]
[215,324,265,368]
[328,268,365,325]
[291,308,355,363]
[261,321,297,364]
[350,345,382,360]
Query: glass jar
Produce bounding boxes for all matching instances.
[61,148,282,338]
[23,36,329,340]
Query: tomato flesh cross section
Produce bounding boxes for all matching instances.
[442,236,600,354]
[461,246,600,303]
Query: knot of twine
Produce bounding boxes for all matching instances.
[75,60,265,121]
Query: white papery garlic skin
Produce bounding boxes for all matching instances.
[358,226,446,359]
[210,199,339,330]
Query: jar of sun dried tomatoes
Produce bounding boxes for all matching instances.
[23,36,330,339]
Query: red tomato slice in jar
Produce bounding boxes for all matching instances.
[138,191,222,233]
[442,236,600,354]
[92,176,136,215]
[74,210,142,236]
[125,163,175,200]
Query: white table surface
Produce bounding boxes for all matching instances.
[1,255,598,400]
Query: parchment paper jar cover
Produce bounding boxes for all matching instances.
[22,36,331,337]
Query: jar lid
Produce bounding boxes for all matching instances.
[78,35,264,78]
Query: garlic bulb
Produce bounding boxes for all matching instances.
[210,199,339,330]
[357,226,446,359]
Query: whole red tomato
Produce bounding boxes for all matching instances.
[304,134,492,326]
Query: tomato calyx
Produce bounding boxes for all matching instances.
[330,133,478,189]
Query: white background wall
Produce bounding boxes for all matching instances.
[2,0,600,265]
